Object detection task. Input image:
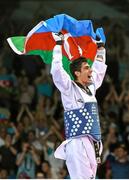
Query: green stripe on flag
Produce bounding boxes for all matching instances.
[27,50,53,64]
[11,36,26,52]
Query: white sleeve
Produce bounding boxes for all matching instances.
[92,48,107,90]
[50,45,72,95]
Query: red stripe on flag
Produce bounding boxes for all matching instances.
[75,36,97,60]
[25,32,56,52]
[25,31,97,61]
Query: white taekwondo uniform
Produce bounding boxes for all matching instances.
[51,45,107,179]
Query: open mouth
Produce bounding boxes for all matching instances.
[88,75,92,80]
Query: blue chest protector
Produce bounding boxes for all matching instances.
[64,102,101,141]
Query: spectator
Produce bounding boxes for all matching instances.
[36,171,45,179]
[43,137,64,178]
[0,169,8,179]
[16,141,40,178]
[105,83,119,115]
[0,127,7,147]
[16,104,34,133]
[0,133,17,177]
[18,76,35,106]
[41,160,53,178]
[58,165,70,179]
[106,144,129,179]
[12,122,27,152]
[27,130,43,152]
[102,123,122,162]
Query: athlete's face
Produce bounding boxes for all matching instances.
[75,62,92,85]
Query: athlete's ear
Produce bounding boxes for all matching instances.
[74,71,80,78]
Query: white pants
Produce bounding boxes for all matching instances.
[54,136,102,179]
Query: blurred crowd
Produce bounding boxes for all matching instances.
[1,2,129,179]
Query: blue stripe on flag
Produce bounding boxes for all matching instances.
[35,14,106,43]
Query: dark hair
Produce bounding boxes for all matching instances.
[42,160,51,168]
[70,57,88,80]
[28,129,35,135]
[118,144,127,152]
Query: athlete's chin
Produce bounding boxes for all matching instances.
[86,80,93,85]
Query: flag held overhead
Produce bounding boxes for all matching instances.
[7,14,106,78]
